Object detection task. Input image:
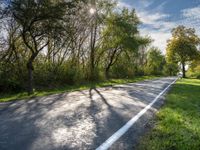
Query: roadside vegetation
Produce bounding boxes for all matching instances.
[0,0,200,149]
[187,59,200,79]
[137,78,200,150]
[0,1,199,101]
[0,76,158,102]
[0,0,179,98]
[166,26,200,78]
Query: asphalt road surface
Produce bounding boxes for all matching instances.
[0,77,177,150]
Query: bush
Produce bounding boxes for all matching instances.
[0,64,25,92]
[187,64,200,79]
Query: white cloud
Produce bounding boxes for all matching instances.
[117,0,153,9]
[137,11,175,31]
[117,1,132,9]
[182,6,200,19]
[136,10,175,53]
[140,28,171,54]
[117,1,200,53]
[151,32,171,52]
[117,1,175,53]
[140,0,153,8]
[180,6,200,34]
[138,12,168,25]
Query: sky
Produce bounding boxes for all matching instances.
[118,0,200,53]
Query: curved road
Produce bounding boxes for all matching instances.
[0,77,177,150]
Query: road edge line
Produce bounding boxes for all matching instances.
[96,77,178,150]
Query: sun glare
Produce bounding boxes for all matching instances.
[89,8,96,15]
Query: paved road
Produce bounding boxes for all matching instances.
[0,77,176,150]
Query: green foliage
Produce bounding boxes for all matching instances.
[111,59,136,78]
[0,0,172,95]
[163,62,179,76]
[101,8,151,78]
[187,60,200,79]
[102,8,145,51]
[0,76,157,102]
[137,79,200,150]
[144,47,165,75]
[166,25,200,77]
[0,60,27,92]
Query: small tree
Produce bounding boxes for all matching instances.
[145,47,165,75]
[166,25,200,78]
[187,59,200,78]
[163,62,179,76]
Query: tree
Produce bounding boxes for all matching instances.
[187,59,200,78]
[163,62,179,76]
[88,0,116,80]
[101,8,150,78]
[166,25,200,78]
[145,47,165,75]
[8,0,76,94]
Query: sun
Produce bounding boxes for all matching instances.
[89,8,96,15]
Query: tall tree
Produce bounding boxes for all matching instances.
[101,8,150,78]
[8,0,77,94]
[166,25,200,78]
[88,0,116,80]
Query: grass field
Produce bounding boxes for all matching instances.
[137,78,200,150]
[0,76,157,102]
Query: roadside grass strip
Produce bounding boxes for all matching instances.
[137,78,200,150]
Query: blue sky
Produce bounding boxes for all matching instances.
[118,0,200,53]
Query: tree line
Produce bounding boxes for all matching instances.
[0,0,198,95]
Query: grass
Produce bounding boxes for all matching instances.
[137,78,200,150]
[0,76,158,102]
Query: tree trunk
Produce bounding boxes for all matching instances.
[182,62,186,78]
[26,52,38,95]
[105,67,110,79]
[90,44,95,81]
[104,48,119,79]
[27,61,34,95]
[89,20,97,81]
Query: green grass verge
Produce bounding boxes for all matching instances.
[0,76,157,102]
[137,78,200,150]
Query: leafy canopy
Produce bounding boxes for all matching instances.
[166,25,200,63]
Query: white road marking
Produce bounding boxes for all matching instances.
[96,78,178,150]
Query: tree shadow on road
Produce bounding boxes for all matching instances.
[0,78,177,150]
[0,93,73,150]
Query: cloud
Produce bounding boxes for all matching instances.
[118,1,200,53]
[180,5,200,34]
[117,0,153,9]
[182,5,200,19]
[139,0,153,8]
[138,10,177,51]
[140,28,171,54]
[138,12,168,25]
[117,0,174,53]
[137,11,175,31]
[136,9,175,53]
[117,1,132,9]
